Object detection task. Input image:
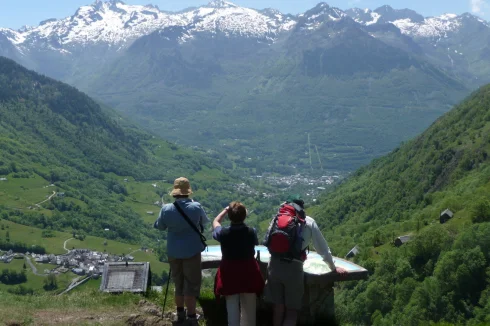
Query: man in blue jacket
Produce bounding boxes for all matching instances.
[154,177,209,325]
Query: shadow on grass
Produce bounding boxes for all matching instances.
[198,291,273,326]
[198,291,227,326]
[198,291,336,326]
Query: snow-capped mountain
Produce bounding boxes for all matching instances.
[1,1,490,86]
[346,5,487,39]
[0,0,296,54]
[296,3,348,31]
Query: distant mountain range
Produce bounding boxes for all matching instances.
[1,0,487,171]
[2,0,488,82]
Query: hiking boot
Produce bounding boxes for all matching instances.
[172,309,186,324]
[186,314,201,326]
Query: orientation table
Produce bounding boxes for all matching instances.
[201,245,369,324]
[202,245,368,282]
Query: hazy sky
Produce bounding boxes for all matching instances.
[1,0,487,29]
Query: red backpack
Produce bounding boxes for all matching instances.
[264,203,307,261]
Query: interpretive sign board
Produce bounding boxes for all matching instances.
[100,262,150,293]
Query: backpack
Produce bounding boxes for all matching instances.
[264,202,307,261]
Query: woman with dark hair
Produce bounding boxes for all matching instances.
[213,202,264,326]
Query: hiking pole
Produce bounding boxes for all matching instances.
[162,267,172,319]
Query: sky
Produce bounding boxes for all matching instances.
[0,0,487,30]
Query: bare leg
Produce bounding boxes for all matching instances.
[184,296,197,315]
[283,309,298,326]
[273,304,286,326]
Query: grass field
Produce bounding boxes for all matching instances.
[0,258,75,293]
[0,290,143,325]
[0,174,54,209]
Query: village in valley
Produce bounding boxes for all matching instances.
[249,173,342,200]
[0,248,139,279]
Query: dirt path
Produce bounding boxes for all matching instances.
[63,238,74,253]
[128,249,141,256]
[58,276,90,295]
[24,256,47,276]
[35,191,57,207]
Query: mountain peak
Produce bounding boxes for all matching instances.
[373,5,424,23]
[302,2,346,21]
[375,5,394,13]
[207,0,238,8]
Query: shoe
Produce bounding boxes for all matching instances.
[186,314,201,326]
[172,309,186,324]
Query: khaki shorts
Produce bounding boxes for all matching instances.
[168,253,202,297]
[264,256,304,310]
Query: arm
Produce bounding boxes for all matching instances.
[153,208,168,231]
[253,228,259,245]
[262,217,275,246]
[199,205,210,228]
[310,220,336,270]
[212,207,229,242]
[213,207,229,230]
[310,220,348,275]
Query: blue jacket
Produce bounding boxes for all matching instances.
[154,199,209,259]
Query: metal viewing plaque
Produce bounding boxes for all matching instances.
[202,245,368,284]
[100,262,150,293]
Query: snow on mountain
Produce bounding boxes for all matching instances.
[19,1,185,48]
[391,14,464,38]
[346,8,380,26]
[297,3,347,31]
[347,6,487,39]
[0,0,296,52]
[176,1,295,41]
[0,28,25,44]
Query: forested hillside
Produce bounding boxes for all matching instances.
[310,85,490,325]
[0,56,270,246]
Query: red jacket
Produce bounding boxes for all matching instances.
[214,258,264,297]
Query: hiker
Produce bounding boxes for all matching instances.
[213,202,265,326]
[263,197,347,326]
[154,177,209,325]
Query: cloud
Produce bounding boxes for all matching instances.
[471,0,487,14]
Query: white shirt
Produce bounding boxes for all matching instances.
[301,216,336,271]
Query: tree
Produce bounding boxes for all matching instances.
[43,274,58,291]
[471,199,490,223]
